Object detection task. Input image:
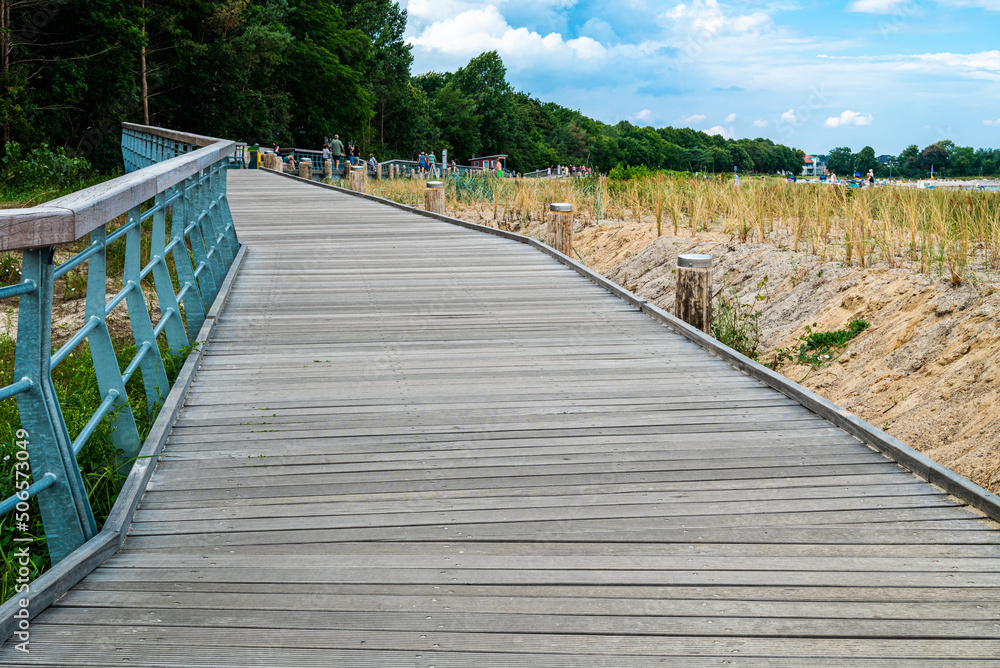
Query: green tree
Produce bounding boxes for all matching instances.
[335,0,413,148]
[825,146,854,176]
[853,146,877,175]
[897,144,921,177]
[950,146,975,176]
[452,51,517,156]
[920,141,952,176]
[432,81,480,160]
[282,0,372,147]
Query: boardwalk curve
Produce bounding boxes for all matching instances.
[3,169,1000,666]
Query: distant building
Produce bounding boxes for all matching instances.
[877,154,893,164]
[802,155,827,177]
[469,154,508,171]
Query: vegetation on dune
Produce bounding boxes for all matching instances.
[371,174,1000,286]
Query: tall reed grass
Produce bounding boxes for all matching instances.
[370,174,1000,281]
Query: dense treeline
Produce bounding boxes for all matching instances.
[819,142,1000,180]
[5,0,994,179]
[0,0,806,176]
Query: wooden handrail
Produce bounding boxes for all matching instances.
[1,126,234,251]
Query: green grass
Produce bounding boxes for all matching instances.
[769,318,871,369]
[0,331,193,601]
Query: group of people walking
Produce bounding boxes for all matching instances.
[417,152,438,174]
[321,135,376,172]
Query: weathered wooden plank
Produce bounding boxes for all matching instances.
[8,168,1000,666]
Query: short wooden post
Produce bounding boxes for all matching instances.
[323,159,332,179]
[349,165,366,193]
[425,181,445,214]
[675,254,713,334]
[299,159,312,180]
[546,203,573,256]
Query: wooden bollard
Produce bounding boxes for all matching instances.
[425,181,445,214]
[546,203,573,256]
[262,153,278,171]
[299,159,312,180]
[675,254,713,334]
[323,159,332,179]
[349,165,366,193]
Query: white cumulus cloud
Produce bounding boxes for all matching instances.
[635,109,655,123]
[725,113,737,122]
[780,108,798,123]
[406,6,608,66]
[847,0,911,14]
[706,125,735,139]
[679,114,707,124]
[664,0,773,37]
[752,119,770,128]
[985,118,1000,125]
[824,110,874,127]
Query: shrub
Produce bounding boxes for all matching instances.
[1,142,91,193]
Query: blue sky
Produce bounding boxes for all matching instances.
[401,0,1000,156]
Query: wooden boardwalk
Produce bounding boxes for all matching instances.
[4,170,1000,666]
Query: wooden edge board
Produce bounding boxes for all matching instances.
[264,169,1000,524]
[0,244,248,644]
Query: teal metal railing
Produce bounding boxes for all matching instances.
[0,124,240,564]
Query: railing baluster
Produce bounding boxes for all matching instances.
[199,170,227,292]
[185,175,219,305]
[169,184,206,340]
[148,191,189,353]
[217,167,241,258]
[86,225,141,462]
[124,206,170,413]
[14,249,97,563]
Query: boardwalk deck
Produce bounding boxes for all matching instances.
[4,169,1000,666]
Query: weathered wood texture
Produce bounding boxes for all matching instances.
[424,184,445,214]
[298,159,313,180]
[675,263,712,334]
[4,169,999,666]
[348,167,367,193]
[546,208,573,256]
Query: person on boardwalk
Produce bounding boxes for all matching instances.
[368,153,378,174]
[330,134,344,171]
[418,152,427,174]
[428,151,436,176]
[867,169,875,187]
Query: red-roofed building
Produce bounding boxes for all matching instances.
[802,155,827,177]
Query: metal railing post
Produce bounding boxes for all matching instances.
[184,175,219,305]
[216,166,240,258]
[14,249,97,563]
[168,184,207,341]
[149,191,190,354]
[85,226,141,462]
[198,170,227,290]
[124,206,170,412]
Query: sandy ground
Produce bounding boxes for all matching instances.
[453,203,1000,495]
